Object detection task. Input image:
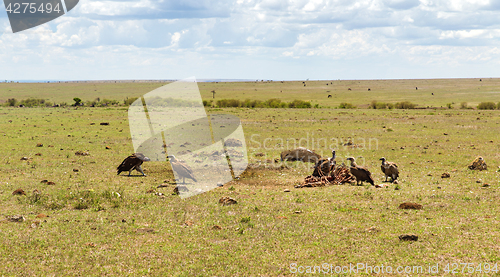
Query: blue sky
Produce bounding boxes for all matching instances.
[1,0,500,80]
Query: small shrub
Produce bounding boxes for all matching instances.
[97,99,119,107]
[124,97,139,106]
[370,100,388,109]
[460,102,468,109]
[7,98,17,106]
[339,102,356,109]
[19,98,50,107]
[217,99,241,108]
[288,99,311,108]
[477,102,496,110]
[446,103,453,109]
[395,101,416,109]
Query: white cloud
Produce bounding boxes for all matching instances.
[1,0,500,80]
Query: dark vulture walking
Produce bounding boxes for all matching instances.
[380,157,399,182]
[347,157,374,186]
[312,150,336,177]
[117,153,150,176]
[167,155,197,184]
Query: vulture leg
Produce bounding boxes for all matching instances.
[137,165,146,176]
[128,169,132,176]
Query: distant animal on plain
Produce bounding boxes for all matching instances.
[328,95,332,98]
[168,155,197,184]
[117,153,150,176]
[368,88,371,91]
[380,157,399,182]
[416,87,418,90]
[348,88,351,91]
[280,147,322,164]
[347,157,374,186]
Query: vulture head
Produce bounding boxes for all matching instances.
[135,153,151,162]
[379,157,386,163]
[167,155,177,161]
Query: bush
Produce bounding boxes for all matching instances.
[19,98,51,107]
[477,102,496,110]
[446,103,453,109]
[265,98,283,108]
[215,99,311,108]
[242,99,263,108]
[395,101,416,109]
[288,99,311,108]
[7,98,17,106]
[124,97,139,106]
[98,99,120,107]
[339,102,356,109]
[460,102,468,109]
[217,99,241,107]
[371,101,391,109]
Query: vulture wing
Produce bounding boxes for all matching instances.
[117,155,142,175]
[351,166,374,185]
[172,160,197,182]
[381,165,388,176]
[312,158,331,177]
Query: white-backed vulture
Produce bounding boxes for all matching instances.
[312,150,336,177]
[168,155,197,184]
[117,153,150,176]
[380,157,399,182]
[347,157,374,186]
[280,147,321,164]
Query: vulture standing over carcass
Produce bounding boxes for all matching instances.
[347,157,374,186]
[280,147,321,164]
[117,153,151,176]
[167,155,197,184]
[380,157,399,182]
[312,150,336,177]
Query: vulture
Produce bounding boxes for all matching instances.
[380,157,399,182]
[280,147,321,163]
[167,155,197,184]
[117,153,150,176]
[347,157,374,186]
[312,150,336,177]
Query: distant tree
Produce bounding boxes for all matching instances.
[73,97,82,106]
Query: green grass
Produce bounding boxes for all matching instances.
[1,80,500,275]
[3,78,500,109]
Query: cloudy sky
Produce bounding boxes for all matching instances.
[1,0,500,80]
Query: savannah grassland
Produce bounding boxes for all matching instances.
[1,79,500,276]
